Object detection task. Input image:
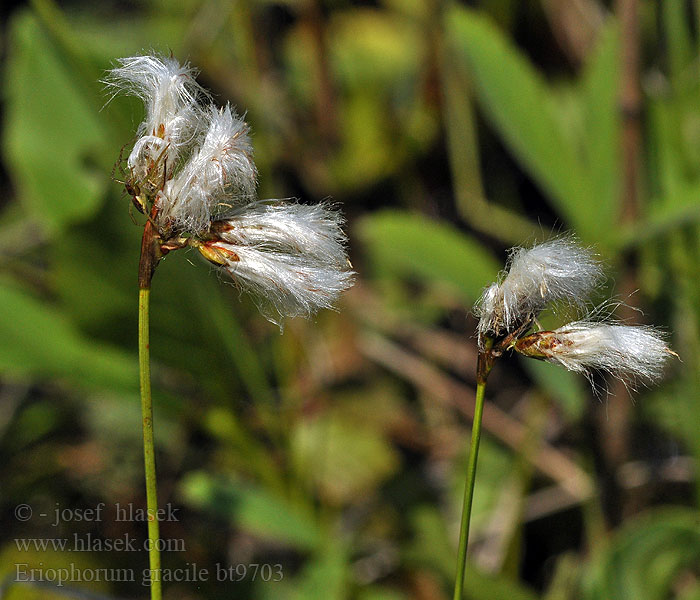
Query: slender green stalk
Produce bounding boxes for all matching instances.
[139,287,161,600]
[452,378,487,599]
[453,343,494,600]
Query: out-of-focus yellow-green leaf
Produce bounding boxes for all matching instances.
[329,9,423,91]
[0,545,108,598]
[330,94,399,190]
[643,375,700,464]
[4,11,108,234]
[292,407,400,505]
[405,506,456,579]
[452,437,513,534]
[357,210,499,304]
[357,588,409,600]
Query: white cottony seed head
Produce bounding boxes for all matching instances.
[105,55,207,189]
[198,202,355,326]
[109,54,354,323]
[106,54,257,235]
[514,322,673,388]
[476,237,603,346]
[162,104,257,235]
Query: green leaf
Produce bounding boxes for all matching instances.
[293,544,349,600]
[579,21,621,242]
[330,93,400,190]
[4,11,108,234]
[180,471,322,551]
[0,276,137,391]
[357,210,500,303]
[356,588,409,600]
[445,7,596,239]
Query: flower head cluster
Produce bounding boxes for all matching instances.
[106,54,353,324]
[476,238,674,389]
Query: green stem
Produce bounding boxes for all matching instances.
[453,345,494,600]
[139,287,161,600]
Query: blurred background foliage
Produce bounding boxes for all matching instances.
[0,0,699,598]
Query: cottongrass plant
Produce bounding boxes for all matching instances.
[105,54,354,600]
[453,236,674,600]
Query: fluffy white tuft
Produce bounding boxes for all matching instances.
[161,104,257,234]
[515,322,673,388]
[109,54,355,322]
[476,237,603,346]
[106,54,207,195]
[201,201,354,326]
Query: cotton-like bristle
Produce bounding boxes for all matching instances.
[162,105,257,235]
[199,202,354,326]
[476,237,603,346]
[105,55,206,137]
[106,54,207,195]
[514,322,673,389]
[109,54,355,322]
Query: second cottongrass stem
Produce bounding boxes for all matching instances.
[453,236,673,599]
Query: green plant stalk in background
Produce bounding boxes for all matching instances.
[453,339,494,600]
[138,219,162,600]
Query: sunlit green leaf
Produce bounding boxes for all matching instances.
[357,210,499,303]
[4,11,108,234]
[579,21,621,243]
[446,6,597,239]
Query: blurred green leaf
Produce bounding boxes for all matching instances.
[356,588,409,600]
[4,10,108,234]
[330,94,399,190]
[579,21,621,241]
[180,471,322,551]
[357,210,499,303]
[446,7,597,240]
[0,276,137,391]
[453,437,513,533]
[52,224,136,332]
[662,1,693,89]
[0,544,107,598]
[292,543,349,600]
[5,401,61,449]
[642,374,700,462]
